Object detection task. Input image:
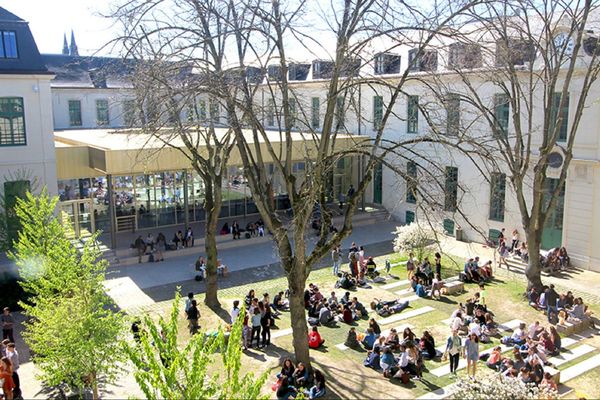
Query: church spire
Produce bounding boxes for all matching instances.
[69,29,79,56]
[62,33,69,55]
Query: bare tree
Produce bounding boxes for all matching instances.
[110,2,239,307]
[416,0,600,289]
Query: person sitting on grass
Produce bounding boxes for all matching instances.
[384,328,400,351]
[380,347,398,375]
[369,318,382,336]
[415,279,427,298]
[370,298,410,317]
[276,376,297,400]
[351,297,368,318]
[366,257,377,277]
[278,358,296,380]
[362,328,377,350]
[308,326,325,349]
[305,370,326,400]
[318,304,334,326]
[486,346,503,370]
[403,327,416,344]
[273,291,289,311]
[292,362,310,388]
[339,304,355,324]
[364,347,382,370]
[542,371,558,392]
[479,260,493,280]
[345,327,361,348]
[336,272,356,290]
[420,331,436,360]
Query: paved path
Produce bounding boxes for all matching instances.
[105,220,400,291]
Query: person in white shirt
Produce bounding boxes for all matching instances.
[7,342,20,397]
[528,321,544,340]
[397,345,409,369]
[185,292,194,316]
[451,312,464,332]
[231,300,241,324]
[511,322,527,345]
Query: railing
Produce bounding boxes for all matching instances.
[116,215,137,232]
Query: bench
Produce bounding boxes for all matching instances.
[556,318,592,336]
[543,366,561,385]
[442,281,464,295]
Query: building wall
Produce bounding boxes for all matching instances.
[0,74,57,197]
[51,87,134,130]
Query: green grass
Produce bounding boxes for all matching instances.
[137,251,599,399]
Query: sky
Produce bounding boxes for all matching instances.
[1,0,119,56]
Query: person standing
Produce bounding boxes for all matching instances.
[0,356,15,400]
[155,232,166,261]
[1,308,14,343]
[406,252,416,280]
[6,343,19,398]
[260,306,272,348]
[434,252,442,277]
[510,229,519,253]
[250,308,262,348]
[187,300,200,335]
[231,300,241,324]
[545,285,559,322]
[185,227,194,247]
[331,246,341,276]
[134,236,146,264]
[464,333,480,378]
[445,330,462,375]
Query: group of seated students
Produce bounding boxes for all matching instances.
[275,359,326,400]
[461,256,494,283]
[409,273,446,300]
[484,320,562,391]
[357,324,437,382]
[447,290,496,342]
[527,284,594,325]
[304,283,369,328]
[540,247,571,274]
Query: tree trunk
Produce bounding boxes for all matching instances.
[525,230,543,291]
[203,186,221,307]
[91,373,99,400]
[287,264,311,368]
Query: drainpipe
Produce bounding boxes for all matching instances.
[107,174,117,249]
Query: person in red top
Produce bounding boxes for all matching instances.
[308,326,325,349]
[0,356,15,400]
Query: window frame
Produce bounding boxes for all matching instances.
[444,166,458,212]
[0,97,26,146]
[335,96,345,131]
[493,93,510,137]
[68,99,82,127]
[550,92,569,142]
[445,93,460,136]
[407,95,419,133]
[311,97,320,129]
[489,172,506,222]
[0,31,18,59]
[95,99,110,126]
[373,95,384,130]
[406,161,417,204]
[122,99,137,127]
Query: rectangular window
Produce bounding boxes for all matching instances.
[288,97,297,127]
[266,99,275,126]
[198,99,207,122]
[489,172,506,222]
[444,166,458,212]
[122,99,137,127]
[373,95,383,130]
[95,99,109,126]
[406,161,417,204]
[0,97,26,146]
[550,92,569,142]
[407,95,419,133]
[445,93,460,135]
[209,98,219,123]
[311,97,320,129]
[68,100,82,127]
[335,96,345,131]
[493,93,510,137]
[0,31,18,59]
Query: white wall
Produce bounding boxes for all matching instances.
[0,74,57,197]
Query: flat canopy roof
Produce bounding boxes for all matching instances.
[54,127,365,179]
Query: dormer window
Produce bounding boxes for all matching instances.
[495,39,536,66]
[374,53,400,75]
[448,43,482,69]
[267,64,282,81]
[0,31,18,59]
[407,49,438,72]
[312,60,334,79]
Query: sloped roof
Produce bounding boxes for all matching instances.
[42,54,137,88]
[0,7,50,75]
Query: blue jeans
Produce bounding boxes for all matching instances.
[547,305,558,320]
[333,260,341,275]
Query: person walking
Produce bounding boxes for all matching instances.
[464,333,480,378]
[1,308,14,343]
[331,246,341,276]
[261,306,272,348]
[445,330,462,376]
[187,300,200,335]
[155,232,166,261]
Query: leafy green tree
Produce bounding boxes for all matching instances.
[125,293,268,400]
[10,189,125,400]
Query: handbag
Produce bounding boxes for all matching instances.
[271,377,282,391]
[441,351,448,362]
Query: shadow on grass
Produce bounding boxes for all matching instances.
[207,303,231,324]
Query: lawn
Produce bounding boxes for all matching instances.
[133,252,599,399]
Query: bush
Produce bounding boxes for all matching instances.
[451,373,558,399]
[393,223,438,262]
